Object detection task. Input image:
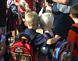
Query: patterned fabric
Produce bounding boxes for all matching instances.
[17,29,48,46]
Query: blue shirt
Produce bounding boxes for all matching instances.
[17,29,48,46]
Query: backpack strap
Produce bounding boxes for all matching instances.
[70,26,78,50]
[71,26,78,33]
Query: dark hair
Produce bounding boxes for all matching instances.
[46,0,53,4]
[70,3,78,18]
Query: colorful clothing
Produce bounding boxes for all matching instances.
[26,0,33,11]
[67,23,78,57]
[17,29,48,46]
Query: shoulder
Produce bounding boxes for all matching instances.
[72,23,78,28]
[70,23,78,34]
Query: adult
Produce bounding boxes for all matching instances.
[67,3,78,61]
[52,0,78,39]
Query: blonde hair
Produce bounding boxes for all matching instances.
[40,12,54,30]
[19,0,31,11]
[25,11,39,27]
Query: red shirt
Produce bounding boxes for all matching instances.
[18,5,26,13]
[25,0,33,10]
[16,0,20,3]
[67,23,78,57]
[18,0,33,13]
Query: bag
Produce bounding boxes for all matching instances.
[9,34,35,61]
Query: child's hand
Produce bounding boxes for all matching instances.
[46,35,61,44]
[46,37,58,45]
[42,3,46,10]
[46,39,52,45]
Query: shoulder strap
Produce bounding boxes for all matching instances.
[70,26,78,34]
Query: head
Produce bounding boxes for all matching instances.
[69,3,78,22]
[40,12,54,32]
[19,0,31,11]
[24,11,39,30]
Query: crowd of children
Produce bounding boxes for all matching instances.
[0,0,78,61]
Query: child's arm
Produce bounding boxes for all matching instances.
[38,7,44,16]
[46,35,61,44]
[38,3,45,16]
[13,0,19,6]
[52,0,69,4]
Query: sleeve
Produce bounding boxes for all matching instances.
[34,33,48,46]
[52,0,69,4]
[67,30,76,43]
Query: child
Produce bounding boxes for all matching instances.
[16,11,53,61]
[40,12,60,61]
[67,3,78,61]
[17,11,52,47]
[17,0,31,33]
[40,12,54,41]
[39,12,53,61]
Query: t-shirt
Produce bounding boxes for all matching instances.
[25,0,33,11]
[54,14,74,39]
[18,0,33,13]
[67,23,78,57]
[17,29,48,46]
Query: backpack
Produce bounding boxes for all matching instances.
[70,26,78,50]
[9,34,35,61]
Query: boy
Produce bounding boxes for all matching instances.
[16,11,59,61]
[67,3,78,61]
[40,12,54,61]
[40,12,60,61]
[17,11,53,47]
[40,12,54,43]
